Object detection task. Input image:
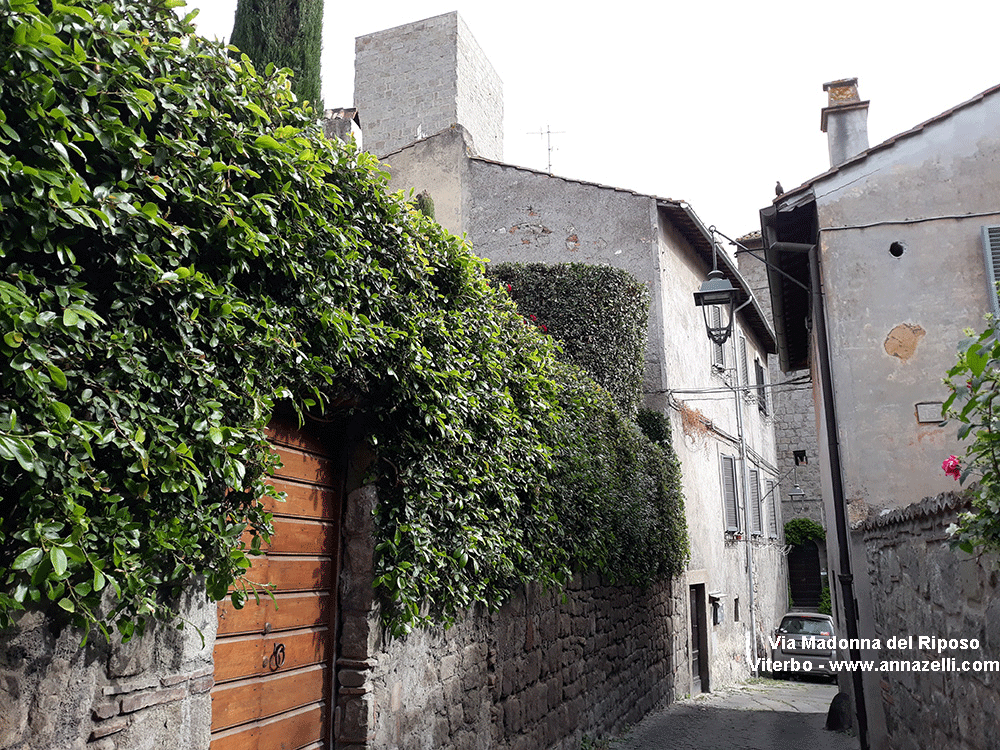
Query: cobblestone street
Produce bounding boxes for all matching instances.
[615,679,860,750]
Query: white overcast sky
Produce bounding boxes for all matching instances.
[179,0,999,240]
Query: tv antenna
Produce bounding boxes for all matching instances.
[527,125,565,174]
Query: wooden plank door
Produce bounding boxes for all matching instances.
[211,420,342,750]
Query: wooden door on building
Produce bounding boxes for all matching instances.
[210,420,342,750]
[689,584,708,693]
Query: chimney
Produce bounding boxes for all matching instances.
[820,78,869,167]
[323,108,363,150]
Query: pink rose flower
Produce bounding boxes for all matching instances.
[942,455,961,481]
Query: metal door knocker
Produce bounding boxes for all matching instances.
[270,642,286,670]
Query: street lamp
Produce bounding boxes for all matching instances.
[693,269,739,345]
[693,229,739,345]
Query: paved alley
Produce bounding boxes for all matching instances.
[615,678,860,750]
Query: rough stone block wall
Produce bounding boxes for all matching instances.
[335,487,686,749]
[354,12,502,161]
[774,365,824,525]
[453,13,503,162]
[369,577,684,750]
[0,585,215,750]
[863,492,1000,750]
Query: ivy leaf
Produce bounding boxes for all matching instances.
[12,548,44,571]
[63,307,80,327]
[47,363,68,390]
[254,134,281,150]
[50,548,68,576]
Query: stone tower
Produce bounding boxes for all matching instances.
[353,11,503,161]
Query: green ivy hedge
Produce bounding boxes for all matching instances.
[487,263,649,416]
[0,0,687,641]
[541,366,687,582]
[784,517,825,547]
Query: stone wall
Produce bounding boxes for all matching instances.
[354,12,502,161]
[335,486,687,749]
[0,585,215,750]
[863,491,1000,750]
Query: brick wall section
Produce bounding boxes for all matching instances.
[863,491,1000,750]
[0,584,214,750]
[335,485,687,749]
[354,12,502,161]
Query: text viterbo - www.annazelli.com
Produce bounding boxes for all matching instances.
[759,657,1000,673]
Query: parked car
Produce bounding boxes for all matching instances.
[770,612,837,679]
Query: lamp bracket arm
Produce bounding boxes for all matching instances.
[735,247,811,293]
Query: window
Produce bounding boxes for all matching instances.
[738,334,749,388]
[711,306,725,369]
[739,335,755,404]
[766,479,779,537]
[721,454,740,532]
[755,358,768,416]
[982,225,1000,318]
[749,468,762,535]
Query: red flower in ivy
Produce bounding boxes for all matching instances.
[942,455,961,481]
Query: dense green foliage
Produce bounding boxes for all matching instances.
[942,324,1000,553]
[818,583,831,615]
[488,263,649,416]
[413,190,434,220]
[541,366,687,582]
[783,517,825,547]
[637,406,673,446]
[231,0,323,107]
[0,0,688,640]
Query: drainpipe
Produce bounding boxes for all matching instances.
[808,243,869,750]
[733,378,759,676]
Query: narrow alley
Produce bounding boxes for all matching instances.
[616,679,859,750]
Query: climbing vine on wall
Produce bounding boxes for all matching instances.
[487,263,649,416]
[783,518,825,547]
[0,0,688,640]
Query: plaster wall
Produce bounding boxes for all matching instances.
[354,12,502,161]
[813,91,1000,515]
[463,159,667,402]
[383,126,471,237]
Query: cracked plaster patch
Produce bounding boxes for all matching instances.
[884,323,925,361]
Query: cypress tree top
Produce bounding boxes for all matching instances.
[231,0,324,107]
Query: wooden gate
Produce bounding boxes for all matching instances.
[210,421,342,750]
[788,541,822,610]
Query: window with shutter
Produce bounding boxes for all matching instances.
[750,468,762,534]
[982,226,1000,319]
[739,335,751,399]
[755,358,768,416]
[712,306,725,369]
[721,455,740,532]
[766,479,779,537]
